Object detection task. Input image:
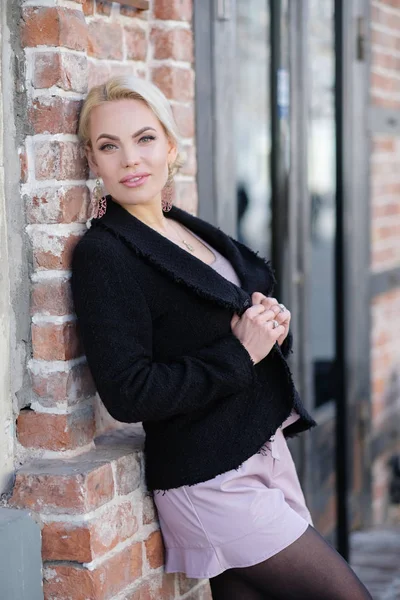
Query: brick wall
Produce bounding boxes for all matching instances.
[7,1,208,598]
[369,0,400,525]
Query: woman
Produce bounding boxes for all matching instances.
[71,76,372,600]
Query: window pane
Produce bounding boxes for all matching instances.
[235,1,271,258]
[308,0,337,407]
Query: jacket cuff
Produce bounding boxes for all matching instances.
[223,334,257,388]
[279,330,293,358]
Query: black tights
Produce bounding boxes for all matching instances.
[209,526,372,600]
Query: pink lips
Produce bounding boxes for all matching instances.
[120,173,150,188]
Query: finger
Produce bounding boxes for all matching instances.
[231,313,240,328]
[255,308,277,323]
[264,321,286,335]
[251,291,267,305]
[245,303,268,318]
[274,311,290,325]
[261,299,281,316]
[277,303,290,314]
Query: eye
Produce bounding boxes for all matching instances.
[99,143,117,151]
[139,135,156,143]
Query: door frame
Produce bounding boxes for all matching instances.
[193,0,372,555]
[336,0,372,545]
[193,0,237,234]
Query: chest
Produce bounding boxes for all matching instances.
[133,261,238,359]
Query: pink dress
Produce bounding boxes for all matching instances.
[153,231,313,579]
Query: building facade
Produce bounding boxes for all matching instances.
[0,0,399,598]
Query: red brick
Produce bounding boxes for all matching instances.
[19,146,28,183]
[110,64,138,80]
[153,0,192,21]
[145,530,164,569]
[21,8,87,51]
[152,65,194,101]
[171,103,195,138]
[180,143,197,176]
[114,453,141,495]
[21,7,59,47]
[143,493,157,525]
[372,4,400,30]
[33,52,88,93]
[87,61,111,88]
[31,278,73,316]
[96,0,112,15]
[31,362,96,407]
[83,0,95,16]
[43,542,142,600]
[10,462,114,515]
[371,71,398,93]
[151,27,193,62]
[125,25,148,61]
[371,28,397,51]
[372,95,400,110]
[88,20,123,60]
[29,97,81,135]
[372,203,400,219]
[43,565,96,600]
[32,321,82,360]
[34,141,88,181]
[120,4,149,19]
[33,52,60,88]
[27,186,91,224]
[372,137,395,153]
[174,180,198,214]
[17,405,95,451]
[178,573,199,595]
[126,574,175,600]
[185,583,213,600]
[43,521,92,562]
[31,231,82,271]
[42,500,138,561]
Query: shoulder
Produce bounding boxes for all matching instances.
[70,222,142,296]
[71,220,135,270]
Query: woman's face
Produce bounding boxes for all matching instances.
[86,98,177,209]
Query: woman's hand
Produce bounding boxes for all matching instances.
[251,292,291,347]
[230,302,286,365]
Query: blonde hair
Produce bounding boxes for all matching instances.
[78,75,185,176]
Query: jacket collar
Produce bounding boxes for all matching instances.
[91,197,275,315]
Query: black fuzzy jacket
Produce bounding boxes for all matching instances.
[71,198,316,491]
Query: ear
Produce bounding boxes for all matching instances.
[85,144,99,177]
[167,139,178,165]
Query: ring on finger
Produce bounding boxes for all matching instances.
[272,320,279,329]
[278,303,286,312]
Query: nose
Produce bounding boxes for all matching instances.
[120,145,140,168]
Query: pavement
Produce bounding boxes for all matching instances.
[350,526,400,600]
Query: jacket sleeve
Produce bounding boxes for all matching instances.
[70,238,256,423]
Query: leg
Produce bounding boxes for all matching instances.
[222,526,373,600]
[210,569,274,600]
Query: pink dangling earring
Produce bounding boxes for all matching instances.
[91,178,107,218]
[162,167,174,212]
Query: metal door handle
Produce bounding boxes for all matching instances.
[217,0,231,20]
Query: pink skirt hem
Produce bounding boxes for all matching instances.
[163,504,309,579]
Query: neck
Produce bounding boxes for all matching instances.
[120,194,169,231]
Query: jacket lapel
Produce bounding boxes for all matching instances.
[92,198,275,315]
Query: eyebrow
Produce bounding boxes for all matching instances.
[96,127,156,142]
